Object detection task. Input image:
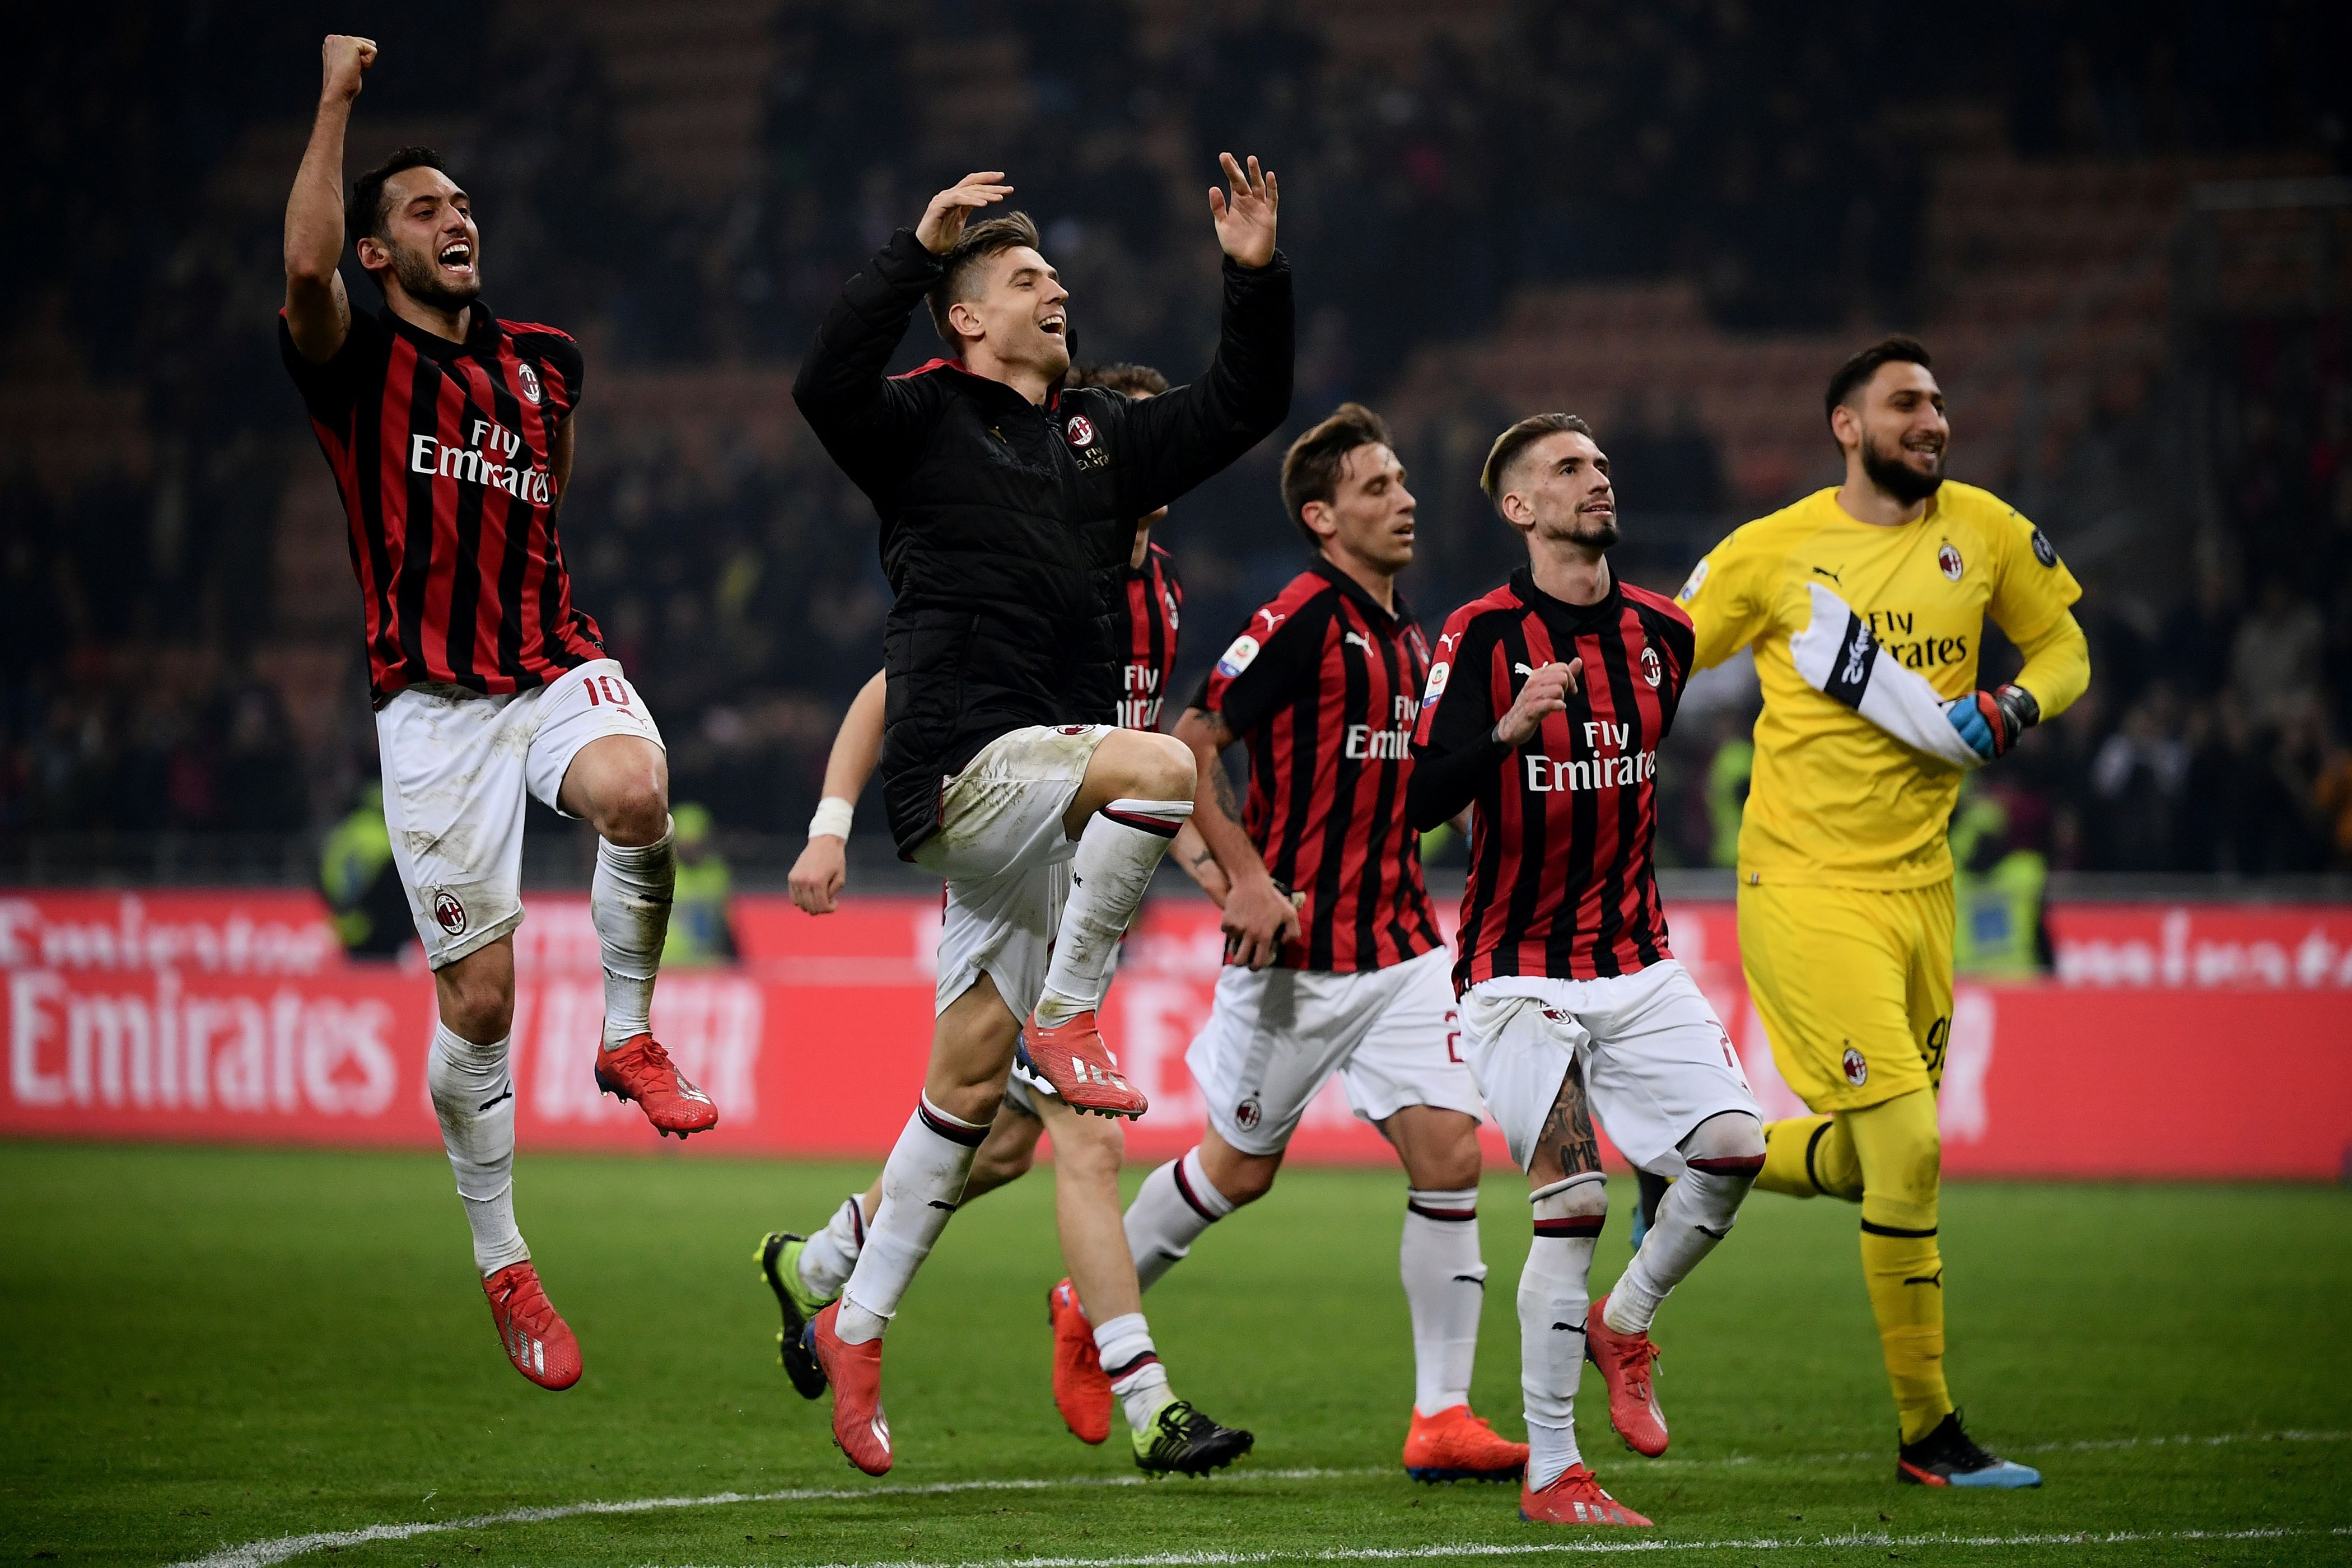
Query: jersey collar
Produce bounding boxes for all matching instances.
[1510,564,1622,627]
[380,298,499,363]
[1309,555,1413,630]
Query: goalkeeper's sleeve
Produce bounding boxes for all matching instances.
[2008,608,2091,723]
[1787,582,1982,768]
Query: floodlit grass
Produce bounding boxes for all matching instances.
[3,1142,2348,1567]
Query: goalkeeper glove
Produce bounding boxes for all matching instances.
[1943,684,2040,760]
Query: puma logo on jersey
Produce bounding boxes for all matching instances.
[1812,563,1844,585]
[1514,661,1536,677]
[1438,631,1461,652]
[1343,631,1372,651]
[1255,608,1286,632]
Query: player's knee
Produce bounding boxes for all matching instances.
[970,1140,1033,1190]
[1684,1110,1767,1169]
[1123,732,1197,802]
[601,777,670,847]
[1202,1146,1278,1206]
[1054,1122,1123,1188]
[1530,1170,1608,1224]
[1412,1131,1485,1192]
[435,968,515,1042]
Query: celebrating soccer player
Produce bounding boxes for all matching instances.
[1407,416,1766,1529]
[1676,338,2090,1487]
[789,161,1291,1474]
[1123,404,1527,1487]
[760,365,1253,1476]
[278,38,715,1393]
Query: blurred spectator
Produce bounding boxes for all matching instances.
[663,803,737,965]
[320,783,414,960]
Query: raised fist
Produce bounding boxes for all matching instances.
[321,35,378,104]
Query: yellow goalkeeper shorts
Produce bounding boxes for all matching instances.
[1736,878,1953,1113]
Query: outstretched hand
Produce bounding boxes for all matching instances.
[917,171,1014,255]
[1209,153,1278,268]
[1494,659,1583,747]
[320,34,377,103]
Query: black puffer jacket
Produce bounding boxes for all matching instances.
[793,227,1293,856]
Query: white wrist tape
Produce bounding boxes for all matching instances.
[808,796,855,841]
[1788,582,1981,769]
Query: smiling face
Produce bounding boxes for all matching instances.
[358,164,480,311]
[1837,360,1948,505]
[1304,442,1417,575]
[946,245,1070,382]
[1499,428,1618,551]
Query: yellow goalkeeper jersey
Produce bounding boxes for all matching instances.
[1678,481,2084,889]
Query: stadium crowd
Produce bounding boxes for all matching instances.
[2,1,2348,875]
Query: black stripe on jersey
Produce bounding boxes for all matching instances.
[394,348,441,690]
[1266,601,1331,895]
[442,396,496,682]
[1559,614,1606,978]
[1497,618,1548,976]
[351,365,399,682]
[1357,613,1401,967]
[484,370,536,680]
[1587,617,1644,976]
[1307,604,1370,971]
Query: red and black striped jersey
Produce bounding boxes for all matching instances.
[279,302,605,706]
[1196,558,1445,973]
[1117,543,1183,730]
[1408,568,1695,990]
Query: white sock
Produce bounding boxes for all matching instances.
[1520,1174,1606,1489]
[426,1023,529,1275]
[1403,1187,1486,1415]
[592,831,675,1048]
[1094,1312,1173,1431]
[836,1095,986,1342]
[797,1194,869,1302]
[1034,801,1190,1026]
[1124,1147,1233,1291]
[1606,1156,1761,1334]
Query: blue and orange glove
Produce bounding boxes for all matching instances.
[1943,684,2040,760]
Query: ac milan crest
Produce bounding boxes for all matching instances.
[1065,414,1096,447]
[1937,542,1964,581]
[432,890,468,935]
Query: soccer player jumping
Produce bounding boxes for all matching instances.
[791,161,1291,1473]
[1126,404,1527,1487]
[1409,416,1766,1528]
[1677,337,2089,1487]
[279,39,714,1392]
[762,366,1253,1476]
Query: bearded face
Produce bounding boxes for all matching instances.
[1860,419,1944,504]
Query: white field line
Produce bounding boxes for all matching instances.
[755,1526,2352,1568]
[170,1430,2352,1568]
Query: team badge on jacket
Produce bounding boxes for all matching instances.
[1065,414,1096,447]
[1937,542,1964,581]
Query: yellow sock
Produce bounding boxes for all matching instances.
[1845,1090,1954,1445]
[1757,1114,1863,1201]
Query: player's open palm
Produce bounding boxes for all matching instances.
[916,171,1015,255]
[320,35,377,102]
[1210,153,1279,268]
[1495,659,1581,746]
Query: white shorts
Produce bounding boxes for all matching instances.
[1186,944,1483,1156]
[1459,960,1759,1179]
[921,724,1112,1020]
[375,658,663,969]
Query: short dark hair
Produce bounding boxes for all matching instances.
[1824,335,1932,423]
[1070,362,1169,398]
[1479,413,1595,507]
[1280,403,1393,545]
[349,146,452,258]
[926,212,1046,343]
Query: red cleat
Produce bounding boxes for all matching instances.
[1020,1010,1147,1119]
[595,1033,719,1138]
[1585,1295,1668,1456]
[481,1262,581,1390]
[1519,1464,1652,1527]
[811,1300,892,1475]
[1403,1403,1529,1482]
[1047,1277,1111,1444]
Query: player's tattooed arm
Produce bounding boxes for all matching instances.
[1172,705,1298,968]
[284,35,375,362]
[1170,820,1231,908]
[1530,1057,1602,1186]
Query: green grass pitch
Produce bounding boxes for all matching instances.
[4,1143,2348,1567]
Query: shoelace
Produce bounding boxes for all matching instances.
[1621,1336,1662,1398]
[493,1272,558,1337]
